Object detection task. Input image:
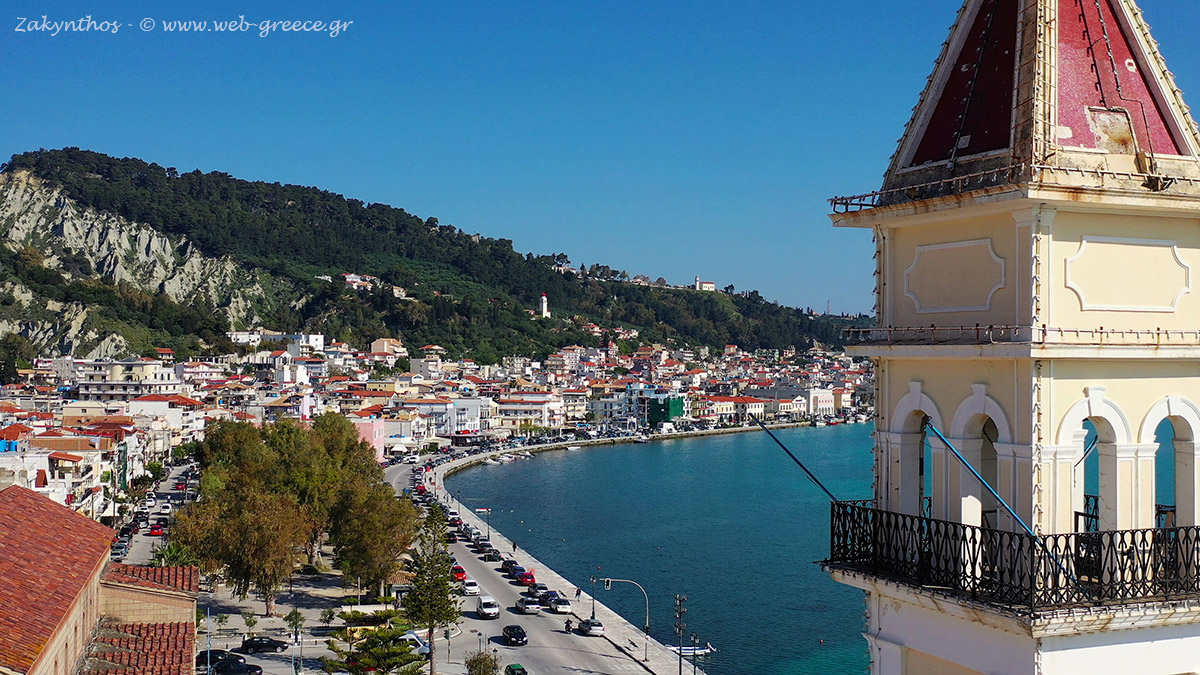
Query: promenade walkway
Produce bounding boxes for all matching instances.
[427,446,709,675]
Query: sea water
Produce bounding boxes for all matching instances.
[445,424,875,675]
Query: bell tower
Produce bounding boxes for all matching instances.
[824,1,1200,673]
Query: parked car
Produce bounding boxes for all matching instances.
[515,596,540,614]
[500,559,518,574]
[195,650,244,670]
[517,571,536,586]
[549,597,572,614]
[502,625,528,646]
[509,565,526,579]
[504,666,528,675]
[579,618,605,636]
[240,636,288,654]
[461,578,480,596]
[211,661,262,675]
[483,549,502,562]
[529,583,549,598]
[174,481,187,490]
[476,595,501,619]
[452,565,467,581]
[159,503,173,514]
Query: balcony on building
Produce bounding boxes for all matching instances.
[824,496,1200,614]
[844,325,1200,349]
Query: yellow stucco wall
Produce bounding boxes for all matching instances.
[1046,210,1200,332]
[886,212,1025,328]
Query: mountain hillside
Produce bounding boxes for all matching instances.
[1,148,866,360]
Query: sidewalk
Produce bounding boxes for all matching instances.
[432,455,707,675]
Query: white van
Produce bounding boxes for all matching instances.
[405,452,420,464]
[476,595,500,619]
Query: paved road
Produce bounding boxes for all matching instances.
[384,454,676,675]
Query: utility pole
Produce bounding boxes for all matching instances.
[674,594,687,675]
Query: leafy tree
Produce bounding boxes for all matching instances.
[242,611,258,635]
[402,508,459,675]
[146,462,166,481]
[0,333,35,385]
[284,608,306,639]
[331,482,420,597]
[464,651,500,675]
[320,608,337,627]
[215,613,230,631]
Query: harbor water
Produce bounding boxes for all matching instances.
[444,424,875,675]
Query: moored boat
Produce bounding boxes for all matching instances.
[668,642,716,657]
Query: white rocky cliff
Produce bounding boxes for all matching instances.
[0,170,292,357]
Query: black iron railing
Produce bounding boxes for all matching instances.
[826,501,1200,613]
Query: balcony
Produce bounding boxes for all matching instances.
[844,325,1200,348]
[825,501,1200,614]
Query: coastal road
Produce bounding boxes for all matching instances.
[384,456,658,675]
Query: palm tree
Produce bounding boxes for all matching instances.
[151,541,199,567]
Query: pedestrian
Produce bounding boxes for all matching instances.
[512,541,517,553]
[575,587,581,600]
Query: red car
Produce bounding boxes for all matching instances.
[149,524,163,536]
[517,571,536,586]
[452,565,467,582]
[174,481,186,490]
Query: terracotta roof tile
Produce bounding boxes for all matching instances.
[103,564,200,594]
[85,620,194,675]
[0,486,113,674]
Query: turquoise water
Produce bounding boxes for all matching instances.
[444,424,875,675]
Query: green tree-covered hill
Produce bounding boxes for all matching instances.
[3,148,866,360]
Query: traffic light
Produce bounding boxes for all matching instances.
[604,578,612,590]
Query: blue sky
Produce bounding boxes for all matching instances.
[3,1,1198,313]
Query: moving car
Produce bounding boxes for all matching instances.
[502,625,528,646]
[240,636,288,654]
[398,631,431,657]
[451,565,467,581]
[461,578,480,596]
[579,618,605,636]
[515,596,540,614]
[149,524,163,536]
[476,595,500,619]
[504,666,528,675]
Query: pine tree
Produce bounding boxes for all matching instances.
[402,507,459,675]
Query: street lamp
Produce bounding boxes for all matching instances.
[690,633,700,675]
[674,594,688,675]
[589,576,597,620]
[600,577,651,662]
[492,647,498,675]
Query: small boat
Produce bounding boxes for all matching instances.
[515,451,533,458]
[668,642,716,657]
[483,458,502,465]
[814,420,827,427]
[567,445,582,451]
[633,436,649,444]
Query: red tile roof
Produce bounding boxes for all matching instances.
[85,620,194,675]
[103,564,200,594]
[0,486,114,674]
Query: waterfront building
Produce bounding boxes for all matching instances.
[826,1,1200,673]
